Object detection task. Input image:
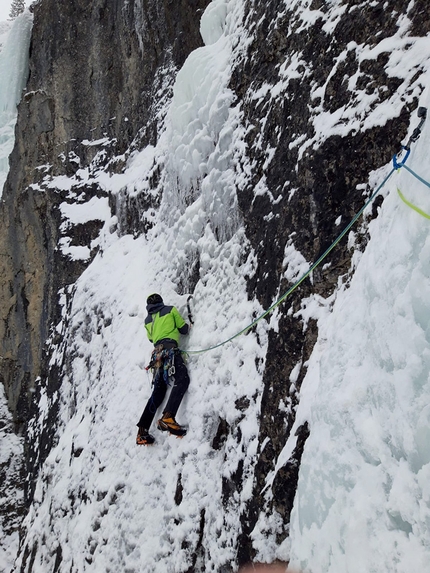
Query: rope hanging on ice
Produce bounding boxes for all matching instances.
[395,164,430,219]
[182,107,428,356]
[392,107,430,219]
[397,188,430,220]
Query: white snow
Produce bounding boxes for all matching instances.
[59,197,111,230]
[282,239,311,283]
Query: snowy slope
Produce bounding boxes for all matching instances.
[15,2,270,572]
[3,0,430,572]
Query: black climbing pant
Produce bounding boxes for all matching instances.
[137,351,190,430]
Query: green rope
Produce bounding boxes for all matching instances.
[397,187,430,220]
[184,166,396,355]
[396,163,430,218]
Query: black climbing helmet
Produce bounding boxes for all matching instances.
[147,293,163,305]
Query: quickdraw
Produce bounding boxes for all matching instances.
[393,107,427,169]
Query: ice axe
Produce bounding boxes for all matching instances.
[187,295,194,325]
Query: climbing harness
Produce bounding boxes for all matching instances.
[181,107,427,356]
[146,345,177,385]
[145,346,178,414]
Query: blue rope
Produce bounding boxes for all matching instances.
[403,164,430,189]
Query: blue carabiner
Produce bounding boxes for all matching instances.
[393,146,410,169]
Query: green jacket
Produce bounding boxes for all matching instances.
[144,303,189,345]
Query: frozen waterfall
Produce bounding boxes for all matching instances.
[0,11,33,196]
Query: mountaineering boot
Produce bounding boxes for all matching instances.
[157,412,187,437]
[136,428,155,445]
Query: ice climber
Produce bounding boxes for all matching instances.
[136,293,190,445]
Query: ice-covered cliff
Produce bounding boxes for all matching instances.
[1,1,430,572]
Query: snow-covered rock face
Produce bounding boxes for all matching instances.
[288,107,430,573]
[1,0,430,572]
